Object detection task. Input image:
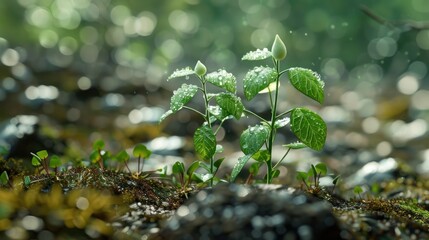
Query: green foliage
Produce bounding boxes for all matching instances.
[31,150,51,174]
[0,171,9,187]
[354,185,363,199]
[162,34,327,185]
[296,163,332,190]
[133,144,152,176]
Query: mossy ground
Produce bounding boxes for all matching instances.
[1,157,428,239]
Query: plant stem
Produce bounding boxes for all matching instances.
[200,76,214,187]
[183,106,205,118]
[273,147,291,169]
[266,59,281,184]
[244,109,270,125]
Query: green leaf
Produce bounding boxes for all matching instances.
[93,140,105,150]
[216,93,244,119]
[315,163,327,176]
[242,48,272,61]
[30,152,42,166]
[167,67,194,80]
[288,67,324,104]
[133,144,152,158]
[49,155,62,168]
[159,110,173,122]
[283,142,307,149]
[354,185,363,195]
[215,145,224,154]
[274,117,290,129]
[296,171,308,181]
[214,158,224,171]
[186,161,201,177]
[208,106,231,121]
[332,175,341,185]
[230,154,252,182]
[193,172,213,183]
[290,108,327,151]
[172,161,185,175]
[116,150,130,162]
[37,150,48,159]
[90,150,101,163]
[194,125,216,161]
[170,83,198,113]
[206,69,236,93]
[243,66,277,100]
[0,145,9,157]
[252,150,270,162]
[240,124,269,155]
[272,169,280,179]
[0,171,9,185]
[249,162,263,175]
[23,176,31,187]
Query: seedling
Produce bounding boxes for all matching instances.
[172,161,200,194]
[230,35,327,183]
[116,150,131,173]
[0,171,11,188]
[354,185,364,199]
[296,163,330,190]
[31,150,51,174]
[161,60,241,186]
[90,139,109,170]
[132,144,152,176]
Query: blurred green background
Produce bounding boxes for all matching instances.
[0,0,428,166]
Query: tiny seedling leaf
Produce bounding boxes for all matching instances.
[170,83,198,113]
[288,67,324,104]
[193,172,213,183]
[31,152,42,166]
[116,150,130,162]
[332,175,341,185]
[283,142,307,149]
[0,171,9,185]
[249,162,263,175]
[230,154,252,182]
[186,161,201,177]
[296,171,308,181]
[93,140,105,151]
[216,93,244,119]
[167,67,194,80]
[354,185,363,195]
[194,125,216,161]
[24,176,31,187]
[242,48,272,61]
[272,169,280,178]
[90,150,101,163]
[243,66,277,100]
[206,69,236,93]
[240,125,269,155]
[290,108,327,151]
[315,162,327,176]
[172,161,185,175]
[37,150,48,159]
[133,144,152,158]
[49,155,62,168]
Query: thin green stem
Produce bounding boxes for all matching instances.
[266,59,281,183]
[278,69,289,76]
[200,75,215,186]
[273,147,291,169]
[243,109,270,125]
[276,109,294,119]
[183,106,205,118]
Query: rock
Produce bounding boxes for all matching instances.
[152,184,345,240]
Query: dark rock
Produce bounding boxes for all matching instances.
[152,184,346,240]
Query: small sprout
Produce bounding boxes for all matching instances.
[1,171,10,187]
[332,175,341,194]
[296,171,310,189]
[31,150,50,174]
[194,60,207,76]
[133,144,152,176]
[354,185,363,199]
[271,34,287,61]
[23,175,31,187]
[91,139,106,170]
[116,150,131,173]
[49,155,62,176]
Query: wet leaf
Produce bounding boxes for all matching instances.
[206,69,236,93]
[243,66,277,100]
[208,106,231,121]
[283,141,307,149]
[242,48,272,61]
[240,124,270,155]
[167,67,194,80]
[230,154,252,182]
[216,93,244,119]
[288,67,324,104]
[172,161,185,174]
[159,110,173,123]
[291,108,326,151]
[170,83,198,113]
[194,125,216,161]
[274,117,290,129]
[187,161,200,176]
